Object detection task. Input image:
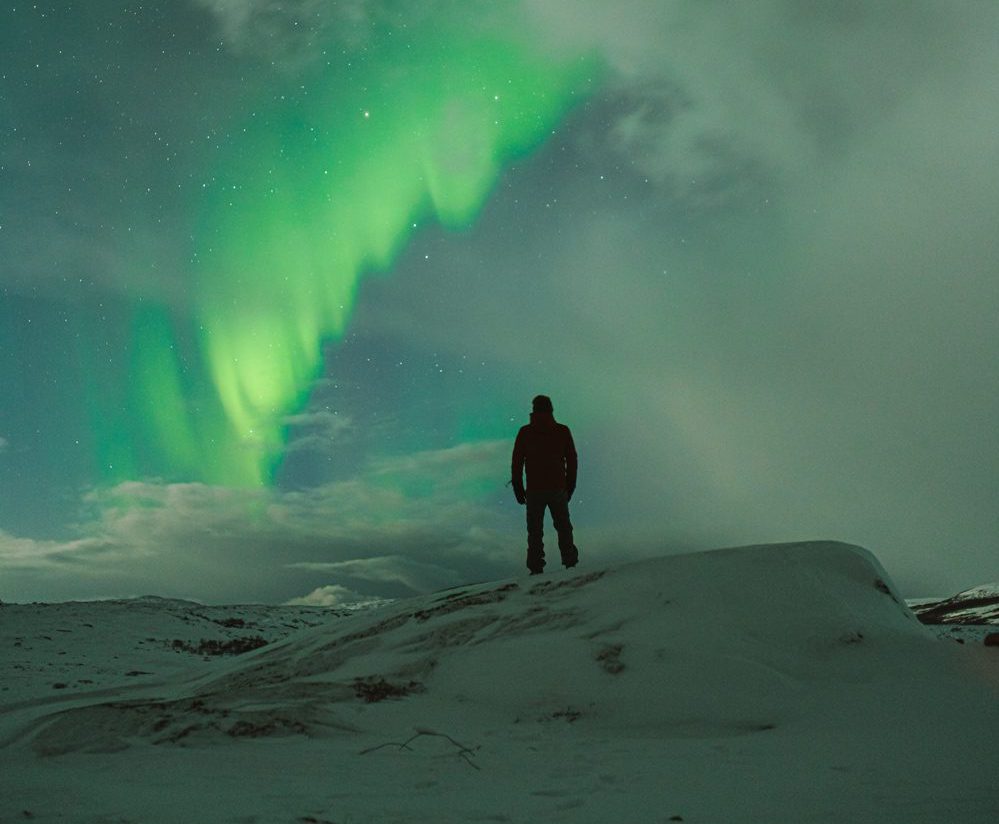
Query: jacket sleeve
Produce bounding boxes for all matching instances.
[511,428,526,490]
[564,428,578,492]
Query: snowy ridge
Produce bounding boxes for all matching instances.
[7,541,920,753]
[3,541,999,823]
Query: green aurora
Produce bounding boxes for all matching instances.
[110,16,596,487]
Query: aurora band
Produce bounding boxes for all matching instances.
[138,17,597,486]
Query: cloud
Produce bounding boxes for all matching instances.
[525,0,987,207]
[190,0,403,63]
[284,583,383,608]
[282,410,354,456]
[0,440,519,604]
[289,555,464,591]
[0,531,124,572]
[590,4,999,594]
[192,0,330,56]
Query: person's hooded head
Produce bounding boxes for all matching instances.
[531,394,554,423]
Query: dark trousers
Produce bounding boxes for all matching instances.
[525,490,577,573]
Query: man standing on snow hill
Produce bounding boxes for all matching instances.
[511,394,579,575]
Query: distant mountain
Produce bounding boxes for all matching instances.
[910,583,999,625]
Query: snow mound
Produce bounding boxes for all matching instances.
[16,541,944,755]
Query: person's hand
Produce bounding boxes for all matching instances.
[513,482,526,505]
[567,484,575,502]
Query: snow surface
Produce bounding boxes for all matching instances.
[2,541,998,823]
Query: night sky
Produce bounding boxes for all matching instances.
[2,1,997,604]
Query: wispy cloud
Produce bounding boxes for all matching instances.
[191,0,389,64]
[0,531,126,571]
[282,410,353,457]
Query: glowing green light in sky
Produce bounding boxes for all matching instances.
[175,16,596,485]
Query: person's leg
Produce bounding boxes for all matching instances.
[549,491,578,568]
[525,493,546,573]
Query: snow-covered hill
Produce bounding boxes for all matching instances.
[2,542,998,823]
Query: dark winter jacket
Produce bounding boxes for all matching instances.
[511,411,578,495]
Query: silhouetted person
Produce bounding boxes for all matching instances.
[511,394,578,574]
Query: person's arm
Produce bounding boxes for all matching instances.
[511,429,527,504]
[564,428,578,500]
